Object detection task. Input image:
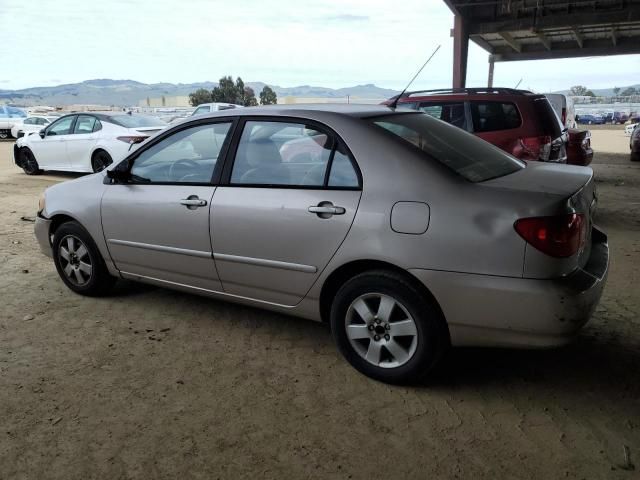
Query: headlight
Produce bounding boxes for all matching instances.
[38,192,46,213]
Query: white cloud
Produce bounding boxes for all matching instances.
[0,0,638,92]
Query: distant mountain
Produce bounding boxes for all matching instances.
[553,84,640,96]
[0,79,399,107]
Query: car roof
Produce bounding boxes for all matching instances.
[190,103,407,120]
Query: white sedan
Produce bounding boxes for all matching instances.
[11,115,59,138]
[14,112,166,174]
[625,123,638,136]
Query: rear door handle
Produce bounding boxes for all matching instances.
[180,196,207,210]
[308,203,346,217]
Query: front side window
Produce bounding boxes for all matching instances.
[73,115,97,134]
[418,102,467,130]
[130,122,232,183]
[46,116,75,136]
[231,121,335,187]
[470,102,521,132]
[371,113,524,183]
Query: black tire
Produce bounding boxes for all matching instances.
[91,150,113,172]
[330,270,449,384]
[631,151,640,162]
[52,221,116,296]
[19,148,42,175]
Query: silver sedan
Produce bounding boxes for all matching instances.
[32,105,609,383]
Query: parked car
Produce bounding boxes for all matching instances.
[386,88,567,163]
[192,103,244,116]
[576,114,605,125]
[14,113,167,174]
[545,93,577,128]
[630,124,640,162]
[0,105,27,138]
[625,122,638,136]
[11,115,58,138]
[604,111,629,124]
[566,129,593,166]
[32,105,609,384]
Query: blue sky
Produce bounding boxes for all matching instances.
[1,0,638,92]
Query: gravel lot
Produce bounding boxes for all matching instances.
[1,129,639,479]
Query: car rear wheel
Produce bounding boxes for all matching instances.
[330,270,448,384]
[91,150,113,172]
[52,221,116,296]
[19,148,42,175]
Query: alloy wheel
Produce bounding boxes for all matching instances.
[345,293,418,368]
[58,235,93,286]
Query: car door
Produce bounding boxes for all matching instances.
[211,118,362,306]
[101,119,235,291]
[29,115,76,170]
[66,115,100,170]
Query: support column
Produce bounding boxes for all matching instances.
[487,55,495,88]
[452,15,469,88]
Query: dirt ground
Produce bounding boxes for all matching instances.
[1,129,639,480]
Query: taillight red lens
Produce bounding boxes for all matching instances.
[116,135,147,144]
[517,136,552,161]
[514,213,586,258]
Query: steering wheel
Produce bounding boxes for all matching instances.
[168,159,199,181]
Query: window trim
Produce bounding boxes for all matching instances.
[219,116,362,191]
[110,116,239,187]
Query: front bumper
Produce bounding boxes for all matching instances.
[410,227,609,348]
[34,213,53,258]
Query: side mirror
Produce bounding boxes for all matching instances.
[106,168,131,184]
[39,129,46,139]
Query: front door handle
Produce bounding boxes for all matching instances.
[180,195,207,210]
[308,202,346,218]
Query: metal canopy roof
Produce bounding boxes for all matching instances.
[444,0,640,62]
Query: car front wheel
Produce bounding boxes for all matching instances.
[91,150,113,172]
[52,221,116,296]
[330,270,448,384]
[19,148,42,175]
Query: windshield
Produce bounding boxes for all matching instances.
[370,113,524,182]
[108,114,166,128]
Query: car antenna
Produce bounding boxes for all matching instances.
[388,44,441,109]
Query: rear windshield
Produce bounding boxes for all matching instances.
[532,97,563,137]
[370,113,524,183]
[470,101,521,132]
[107,114,166,128]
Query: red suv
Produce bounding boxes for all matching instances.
[386,88,568,163]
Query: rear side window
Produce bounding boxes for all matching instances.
[371,113,524,183]
[74,115,97,134]
[107,115,166,128]
[532,98,563,138]
[470,102,521,132]
[418,102,467,130]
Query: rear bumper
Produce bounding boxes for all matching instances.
[34,213,53,258]
[409,227,609,348]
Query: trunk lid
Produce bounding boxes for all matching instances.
[483,162,597,275]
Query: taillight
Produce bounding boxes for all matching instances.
[116,135,147,144]
[514,213,586,258]
[561,108,567,126]
[516,135,552,161]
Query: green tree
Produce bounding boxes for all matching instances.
[621,87,638,96]
[569,85,594,96]
[211,76,241,104]
[613,87,621,96]
[188,88,213,106]
[243,86,258,106]
[259,86,278,105]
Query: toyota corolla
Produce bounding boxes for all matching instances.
[33,105,609,383]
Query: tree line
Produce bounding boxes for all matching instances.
[189,76,277,107]
[570,85,638,97]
